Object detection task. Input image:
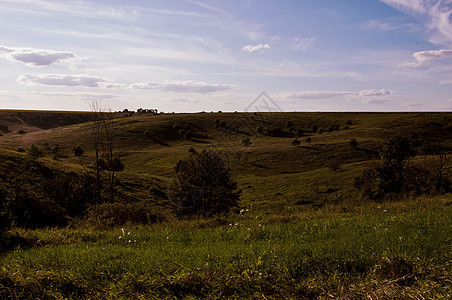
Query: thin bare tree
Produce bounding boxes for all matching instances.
[90,101,122,202]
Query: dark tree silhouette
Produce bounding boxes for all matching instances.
[168,150,239,216]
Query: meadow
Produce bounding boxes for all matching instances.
[0,110,451,298]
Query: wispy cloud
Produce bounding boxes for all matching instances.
[0,0,139,21]
[362,99,388,104]
[242,43,270,53]
[402,49,452,67]
[0,46,79,66]
[283,91,354,99]
[380,0,452,46]
[399,102,422,108]
[360,19,399,31]
[17,74,109,87]
[283,89,393,99]
[292,36,316,51]
[29,91,116,99]
[130,80,238,94]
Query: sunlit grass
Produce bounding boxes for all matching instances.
[1,204,451,298]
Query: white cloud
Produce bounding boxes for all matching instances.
[130,80,238,94]
[17,74,109,87]
[358,89,393,96]
[241,43,270,53]
[380,0,452,46]
[283,89,393,99]
[0,46,79,66]
[402,49,452,67]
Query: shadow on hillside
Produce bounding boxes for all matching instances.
[300,146,319,151]
[189,138,210,144]
[248,162,271,169]
[149,136,170,147]
[0,233,33,254]
[190,123,208,132]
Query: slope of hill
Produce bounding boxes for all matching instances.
[1,110,452,216]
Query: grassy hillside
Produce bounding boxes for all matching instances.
[1,110,451,298]
[1,111,451,215]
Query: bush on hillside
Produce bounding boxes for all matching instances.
[0,184,11,237]
[168,149,240,216]
[73,145,84,157]
[3,173,98,228]
[242,137,252,147]
[28,144,43,160]
[349,138,358,149]
[87,201,164,228]
[355,135,450,200]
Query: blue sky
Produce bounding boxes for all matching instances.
[1,0,452,112]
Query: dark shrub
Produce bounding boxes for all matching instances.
[297,129,304,137]
[73,145,84,157]
[98,158,125,172]
[354,168,380,201]
[354,135,449,201]
[0,184,11,237]
[168,150,240,216]
[42,173,98,217]
[377,135,413,195]
[6,180,67,228]
[292,139,301,146]
[242,137,252,147]
[184,130,193,140]
[87,202,164,227]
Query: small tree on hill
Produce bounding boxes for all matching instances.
[168,150,240,216]
[377,135,412,195]
[28,144,43,160]
[90,101,123,203]
[355,135,419,200]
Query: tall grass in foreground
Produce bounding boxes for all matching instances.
[1,206,451,299]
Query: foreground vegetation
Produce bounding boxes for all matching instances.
[1,197,451,299]
[0,110,451,298]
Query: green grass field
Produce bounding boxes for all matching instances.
[1,111,451,298]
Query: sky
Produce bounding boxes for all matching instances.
[0,0,452,112]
